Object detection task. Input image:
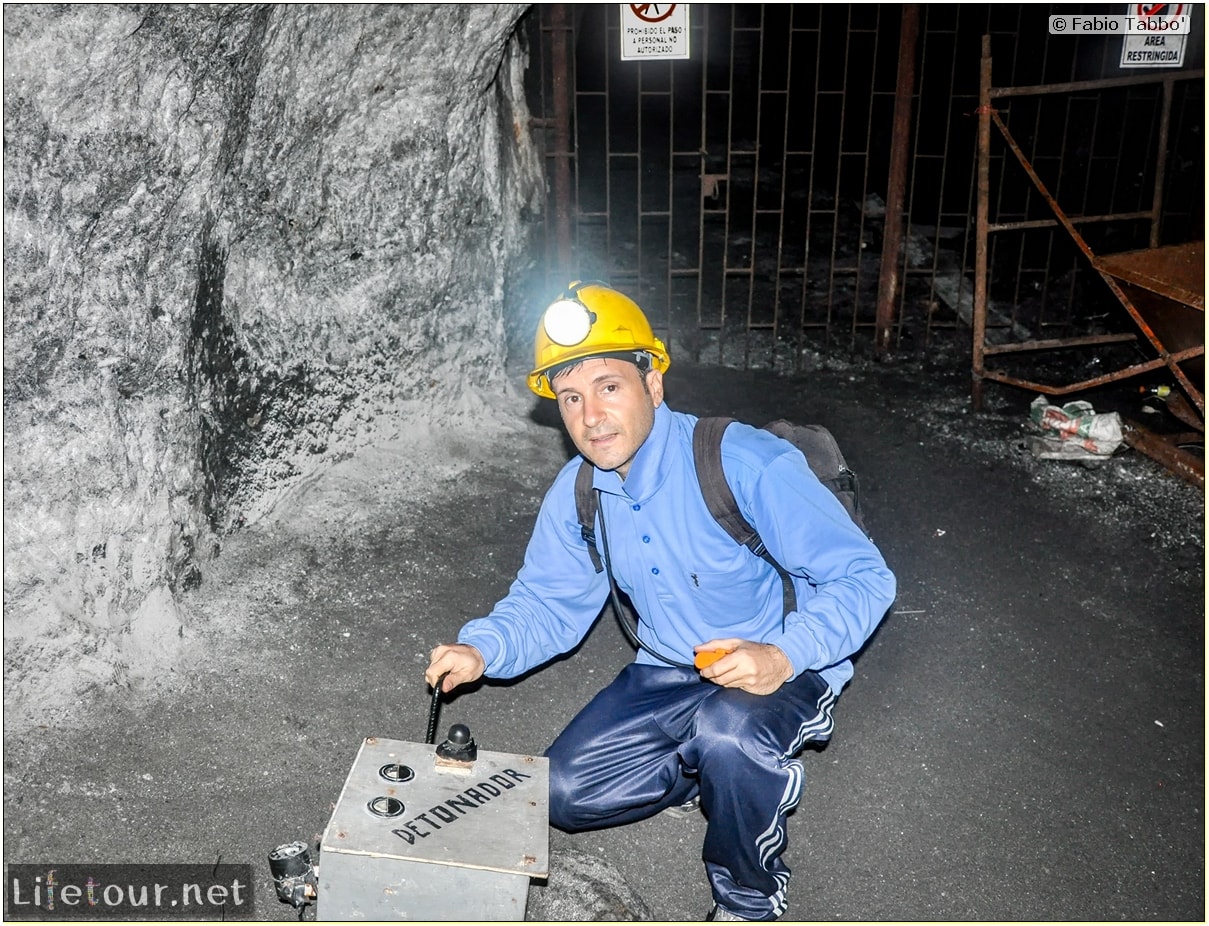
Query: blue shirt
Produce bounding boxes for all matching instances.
[458,403,896,693]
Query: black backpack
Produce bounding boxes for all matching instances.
[573,417,867,617]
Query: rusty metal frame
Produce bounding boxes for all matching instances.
[972,34,1205,416]
[874,4,920,354]
[529,8,1198,374]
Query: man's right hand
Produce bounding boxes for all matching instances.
[425,643,486,693]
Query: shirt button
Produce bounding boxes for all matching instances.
[651,567,660,575]
[632,504,641,511]
[642,535,651,543]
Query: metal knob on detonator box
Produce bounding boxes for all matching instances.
[315,719,549,921]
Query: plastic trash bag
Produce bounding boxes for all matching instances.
[1026,395,1124,460]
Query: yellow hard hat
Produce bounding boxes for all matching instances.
[527,282,671,398]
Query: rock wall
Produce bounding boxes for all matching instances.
[3,3,542,714]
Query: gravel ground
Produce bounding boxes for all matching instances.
[4,355,1203,922]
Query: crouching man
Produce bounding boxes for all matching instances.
[427,282,896,921]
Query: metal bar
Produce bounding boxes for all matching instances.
[742,9,766,369]
[915,6,961,347]
[825,8,853,347]
[695,8,710,341]
[988,211,1153,233]
[985,24,1014,353]
[977,351,1201,395]
[1123,422,1205,489]
[989,70,1204,99]
[1005,7,1050,335]
[770,10,796,370]
[636,46,645,315]
[550,5,573,274]
[953,9,984,351]
[797,12,824,369]
[664,28,678,345]
[874,4,919,355]
[971,34,992,410]
[982,333,1139,355]
[850,8,881,345]
[603,7,615,288]
[1150,77,1174,248]
[717,4,736,367]
[902,5,929,348]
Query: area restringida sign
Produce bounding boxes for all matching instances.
[1120,3,1189,67]
[620,4,690,61]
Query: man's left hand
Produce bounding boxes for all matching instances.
[694,639,793,695]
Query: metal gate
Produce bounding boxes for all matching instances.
[523,4,1204,373]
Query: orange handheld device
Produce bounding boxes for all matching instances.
[694,648,731,669]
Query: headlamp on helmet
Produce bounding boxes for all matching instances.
[542,298,596,347]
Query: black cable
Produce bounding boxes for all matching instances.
[595,489,692,669]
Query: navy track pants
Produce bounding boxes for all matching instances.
[545,664,836,920]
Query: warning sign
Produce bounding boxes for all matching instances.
[620,4,690,61]
[1120,3,1189,67]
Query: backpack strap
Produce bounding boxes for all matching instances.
[574,459,604,573]
[692,417,797,618]
[693,417,760,551]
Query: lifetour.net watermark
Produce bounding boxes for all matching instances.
[5,864,253,921]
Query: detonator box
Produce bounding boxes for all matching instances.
[317,735,550,921]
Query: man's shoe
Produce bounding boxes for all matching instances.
[705,904,749,921]
[661,795,701,818]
